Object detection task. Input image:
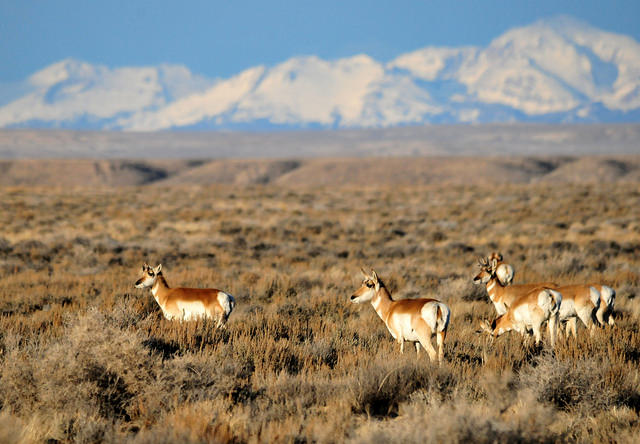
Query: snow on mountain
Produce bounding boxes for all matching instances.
[1,16,640,130]
[119,66,266,131]
[0,59,213,128]
[234,55,384,127]
[388,46,478,81]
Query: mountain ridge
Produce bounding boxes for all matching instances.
[1,16,639,130]
[1,155,639,188]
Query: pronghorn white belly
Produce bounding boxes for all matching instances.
[390,313,420,342]
[175,300,208,320]
[512,304,537,330]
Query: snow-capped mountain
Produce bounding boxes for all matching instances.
[1,16,639,130]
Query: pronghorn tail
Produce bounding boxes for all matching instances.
[435,302,451,333]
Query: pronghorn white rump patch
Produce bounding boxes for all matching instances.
[588,286,601,309]
[420,301,451,332]
[599,285,615,307]
[496,263,515,286]
[218,291,236,316]
[538,289,562,316]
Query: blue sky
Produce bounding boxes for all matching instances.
[1,0,639,82]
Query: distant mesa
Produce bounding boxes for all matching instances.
[0,156,638,188]
[1,16,640,131]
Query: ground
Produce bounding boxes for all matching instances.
[0,180,638,443]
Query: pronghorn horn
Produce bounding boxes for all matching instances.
[360,268,369,278]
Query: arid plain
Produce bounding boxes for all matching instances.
[0,128,639,443]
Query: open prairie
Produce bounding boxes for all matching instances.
[0,170,639,442]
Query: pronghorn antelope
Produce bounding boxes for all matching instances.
[350,269,450,364]
[135,263,235,326]
[491,255,615,333]
[479,287,562,347]
[473,254,558,316]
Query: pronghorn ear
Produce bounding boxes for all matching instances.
[490,258,498,271]
[154,264,162,274]
[371,270,380,290]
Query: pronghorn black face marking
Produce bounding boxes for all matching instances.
[473,255,499,284]
[135,263,162,289]
[350,270,379,303]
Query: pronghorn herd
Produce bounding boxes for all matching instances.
[474,253,616,345]
[134,251,616,365]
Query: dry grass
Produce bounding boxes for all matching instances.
[0,181,639,443]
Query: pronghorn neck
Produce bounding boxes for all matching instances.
[485,276,505,302]
[371,285,393,321]
[151,274,170,301]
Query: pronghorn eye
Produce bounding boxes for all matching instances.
[365,282,374,288]
[148,271,154,276]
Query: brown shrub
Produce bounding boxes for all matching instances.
[0,182,638,442]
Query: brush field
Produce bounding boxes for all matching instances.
[0,179,639,443]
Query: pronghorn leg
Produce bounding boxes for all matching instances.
[604,307,615,327]
[414,319,437,363]
[577,308,596,337]
[596,305,606,327]
[399,339,404,354]
[415,342,421,356]
[436,330,446,365]
[566,317,577,339]
[421,338,438,363]
[532,324,542,346]
[548,314,558,348]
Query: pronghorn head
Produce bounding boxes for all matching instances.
[473,252,513,285]
[350,268,380,303]
[135,263,162,289]
[477,318,496,334]
[473,255,497,284]
[477,317,505,339]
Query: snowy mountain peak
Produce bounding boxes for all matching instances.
[1,16,640,130]
[28,58,94,87]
